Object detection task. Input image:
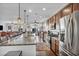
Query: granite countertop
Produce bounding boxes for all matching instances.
[0,43,36,46]
[0,33,37,46]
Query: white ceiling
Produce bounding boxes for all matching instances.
[0,3,68,23]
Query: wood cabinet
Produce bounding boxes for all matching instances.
[0,32,16,37]
[47,3,79,27]
[62,4,73,17]
[52,16,56,24]
[73,3,79,11]
[55,39,59,55]
[51,16,56,28]
[47,3,79,56]
[55,12,62,24]
[50,37,59,56]
[51,38,55,52]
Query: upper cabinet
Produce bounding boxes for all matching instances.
[73,3,79,11]
[62,4,73,17]
[50,17,52,24]
[55,12,62,24]
[47,3,79,29]
[51,16,55,25]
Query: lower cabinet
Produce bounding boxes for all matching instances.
[50,37,59,56]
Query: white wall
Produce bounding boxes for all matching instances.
[0,21,8,31]
[0,45,36,56]
[0,20,19,32]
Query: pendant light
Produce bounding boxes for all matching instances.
[17,3,22,24]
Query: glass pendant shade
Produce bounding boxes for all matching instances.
[17,16,21,24]
[17,3,23,25]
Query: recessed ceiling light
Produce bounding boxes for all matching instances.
[42,8,46,11]
[29,9,32,13]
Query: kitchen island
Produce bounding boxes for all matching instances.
[0,32,36,56]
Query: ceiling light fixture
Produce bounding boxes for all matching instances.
[29,9,32,13]
[17,3,22,24]
[42,8,46,11]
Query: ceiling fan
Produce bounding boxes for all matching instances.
[33,20,39,24]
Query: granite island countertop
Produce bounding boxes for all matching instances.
[0,33,37,46]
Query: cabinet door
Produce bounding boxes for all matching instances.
[51,38,56,53]
[51,38,59,55]
[51,16,56,28]
[56,12,62,24]
[55,40,59,55]
[73,3,79,11]
[55,12,62,30]
[62,4,73,17]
